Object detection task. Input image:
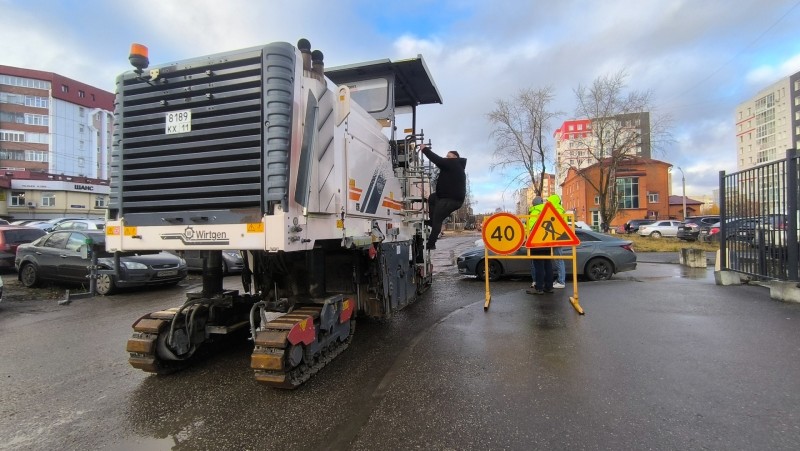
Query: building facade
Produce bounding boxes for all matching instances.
[554,112,651,190]
[0,65,114,178]
[561,157,671,230]
[514,173,556,215]
[0,65,114,220]
[734,70,800,216]
[0,170,109,221]
[736,71,800,170]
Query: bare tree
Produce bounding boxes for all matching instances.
[488,87,561,197]
[453,176,474,226]
[569,71,672,227]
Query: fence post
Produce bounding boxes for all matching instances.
[786,148,798,281]
[719,170,727,270]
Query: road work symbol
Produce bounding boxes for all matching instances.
[525,202,580,248]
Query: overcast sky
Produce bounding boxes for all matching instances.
[3,0,799,213]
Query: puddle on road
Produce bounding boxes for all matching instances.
[620,263,716,282]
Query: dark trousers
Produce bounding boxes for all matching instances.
[428,193,463,246]
[532,252,553,291]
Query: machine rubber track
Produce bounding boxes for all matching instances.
[126,308,190,374]
[251,304,355,389]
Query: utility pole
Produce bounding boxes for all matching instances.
[678,166,686,220]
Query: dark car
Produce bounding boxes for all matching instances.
[456,228,637,282]
[177,250,244,274]
[0,226,47,269]
[623,219,655,234]
[15,230,187,295]
[677,216,720,241]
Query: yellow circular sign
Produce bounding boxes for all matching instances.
[481,213,525,255]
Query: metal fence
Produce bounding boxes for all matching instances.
[719,148,799,282]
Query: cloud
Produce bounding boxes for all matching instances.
[3,0,800,214]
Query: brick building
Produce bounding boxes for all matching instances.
[560,157,672,230]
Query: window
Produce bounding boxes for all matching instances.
[0,150,25,160]
[61,84,69,93]
[25,150,48,162]
[66,233,87,251]
[0,111,25,123]
[347,78,389,113]
[594,195,600,205]
[41,193,56,207]
[10,190,26,207]
[24,96,48,108]
[0,130,25,142]
[79,107,85,117]
[616,177,640,209]
[95,195,107,208]
[647,193,659,203]
[24,113,49,126]
[0,74,50,89]
[591,211,601,227]
[78,90,85,98]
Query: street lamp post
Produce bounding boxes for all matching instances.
[677,166,686,220]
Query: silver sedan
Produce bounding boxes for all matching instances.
[456,228,637,282]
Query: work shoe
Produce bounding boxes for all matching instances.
[543,289,554,294]
[553,282,566,289]
[526,289,544,295]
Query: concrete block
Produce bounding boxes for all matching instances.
[769,281,800,303]
[714,270,742,286]
[680,248,707,268]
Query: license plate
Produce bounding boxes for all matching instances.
[165,110,191,135]
[157,269,179,277]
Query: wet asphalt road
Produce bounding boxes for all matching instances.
[1,233,799,450]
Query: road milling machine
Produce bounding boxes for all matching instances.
[110,39,443,388]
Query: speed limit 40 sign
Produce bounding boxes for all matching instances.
[481,213,525,255]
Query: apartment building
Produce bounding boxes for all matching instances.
[735,71,800,169]
[0,65,114,178]
[553,112,651,189]
[734,71,800,216]
[514,173,556,215]
[0,65,114,220]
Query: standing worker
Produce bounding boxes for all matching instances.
[419,144,467,250]
[547,193,567,289]
[526,196,553,295]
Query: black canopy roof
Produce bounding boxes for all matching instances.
[325,55,443,107]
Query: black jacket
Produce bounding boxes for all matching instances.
[422,148,467,202]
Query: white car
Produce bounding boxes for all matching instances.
[638,220,681,238]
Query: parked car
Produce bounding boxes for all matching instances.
[50,219,105,232]
[457,228,637,282]
[15,230,187,295]
[0,226,47,269]
[177,250,244,274]
[698,221,721,242]
[638,220,681,238]
[18,221,53,231]
[677,216,720,241]
[622,219,655,234]
[0,219,10,225]
[34,217,97,233]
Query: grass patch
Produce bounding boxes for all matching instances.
[615,233,719,253]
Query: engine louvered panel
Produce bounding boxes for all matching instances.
[110,42,296,224]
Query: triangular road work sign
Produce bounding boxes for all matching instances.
[525,202,581,248]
